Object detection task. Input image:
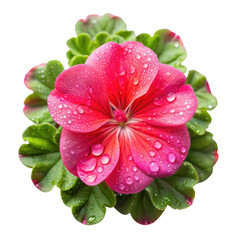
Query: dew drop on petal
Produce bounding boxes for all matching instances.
[143,63,148,68]
[181,147,186,153]
[97,166,104,173]
[168,153,176,163]
[149,150,156,157]
[73,110,78,115]
[170,109,175,113]
[125,176,133,185]
[136,53,141,59]
[77,107,84,114]
[58,104,63,109]
[132,166,138,172]
[153,141,162,150]
[153,97,162,106]
[130,65,136,74]
[67,120,72,124]
[119,184,125,190]
[133,78,139,86]
[86,174,97,183]
[149,161,160,172]
[91,144,104,156]
[70,150,75,154]
[134,175,139,181]
[81,158,97,172]
[166,92,176,102]
[100,154,110,165]
[128,155,133,161]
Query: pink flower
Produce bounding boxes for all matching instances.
[48,41,198,194]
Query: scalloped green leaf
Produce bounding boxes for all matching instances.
[186,108,212,135]
[146,162,198,210]
[61,180,116,225]
[136,29,187,72]
[114,30,136,41]
[19,124,78,192]
[115,191,164,225]
[69,55,88,67]
[130,191,164,225]
[115,193,136,215]
[186,132,218,182]
[67,33,92,56]
[186,70,217,110]
[24,60,64,124]
[75,13,127,38]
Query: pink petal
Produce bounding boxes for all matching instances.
[60,123,120,186]
[128,122,190,178]
[86,41,159,109]
[105,130,153,194]
[132,82,197,127]
[48,64,111,133]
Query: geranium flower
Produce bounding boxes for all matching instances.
[48,41,198,194]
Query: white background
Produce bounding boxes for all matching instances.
[1,0,239,239]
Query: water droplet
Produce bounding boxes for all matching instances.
[136,53,141,59]
[97,166,103,173]
[89,88,93,94]
[143,63,148,68]
[130,65,135,74]
[133,78,139,85]
[149,161,160,172]
[168,153,176,163]
[70,150,75,154]
[77,107,84,114]
[147,117,152,121]
[134,175,139,181]
[147,127,152,131]
[208,105,213,109]
[119,70,125,76]
[88,216,96,223]
[166,72,171,76]
[153,97,162,106]
[126,177,133,185]
[170,109,175,113]
[119,184,125,190]
[166,92,176,102]
[181,147,186,153]
[67,120,72,124]
[149,150,156,157]
[100,154,110,164]
[186,105,190,109]
[146,137,151,142]
[58,104,63,109]
[147,56,151,61]
[179,111,183,115]
[86,174,96,183]
[174,43,179,47]
[132,166,138,172]
[153,141,162,149]
[128,155,133,161]
[91,144,104,156]
[81,158,97,172]
[73,110,78,115]
[128,43,133,48]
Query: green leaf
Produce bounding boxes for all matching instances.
[24,60,64,124]
[67,34,92,56]
[136,29,187,72]
[69,55,88,67]
[114,30,136,41]
[186,132,218,182]
[61,180,116,225]
[115,192,164,225]
[186,108,212,135]
[19,124,78,192]
[146,161,198,210]
[130,191,164,225]
[186,70,217,110]
[75,13,127,38]
[115,193,136,215]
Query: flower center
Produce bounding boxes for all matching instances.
[113,109,128,126]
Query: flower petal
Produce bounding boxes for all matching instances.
[86,41,159,109]
[48,64,111,133]
[128,122,190,178]
[132,77,197,127]
[60,124,120,186]
[105,130,153,194]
